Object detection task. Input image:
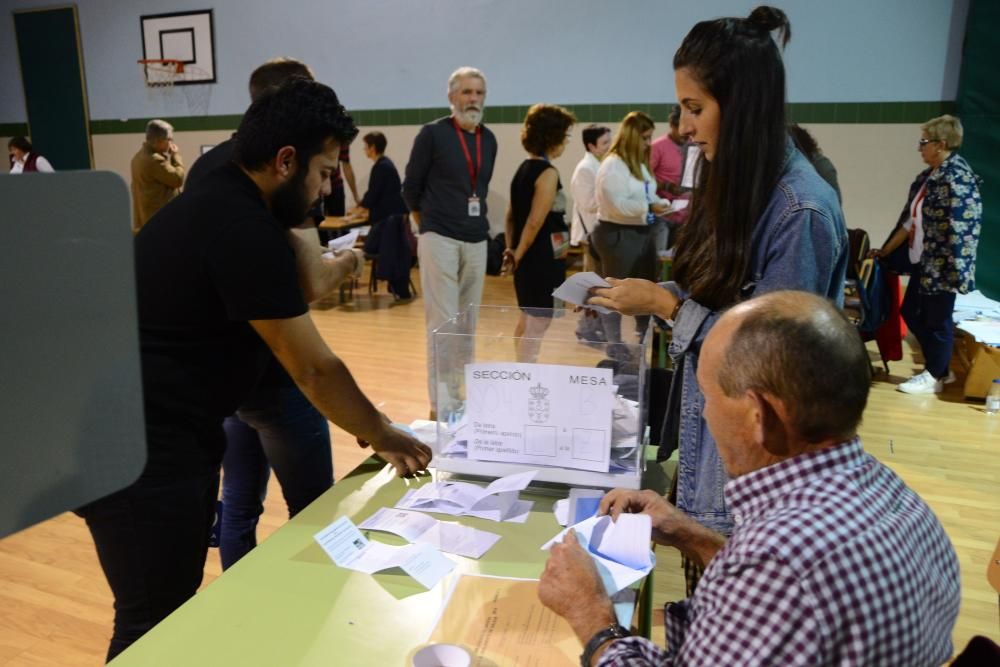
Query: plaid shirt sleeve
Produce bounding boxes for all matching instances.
[598,557,825,666]
[598,636,672,666]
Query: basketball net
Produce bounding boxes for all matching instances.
[138,59,212,116]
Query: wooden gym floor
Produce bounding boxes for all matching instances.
[0,268,997,665]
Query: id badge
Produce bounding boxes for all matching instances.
[468,196,481,217]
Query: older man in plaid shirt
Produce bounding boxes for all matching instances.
[540,291,960,667]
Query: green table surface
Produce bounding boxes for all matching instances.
[111,458,639,666]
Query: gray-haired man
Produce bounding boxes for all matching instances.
[402,67,498,412]
[130,119,185,232]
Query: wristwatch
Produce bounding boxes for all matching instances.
[580,623,630,666]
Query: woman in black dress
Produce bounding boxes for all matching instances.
[502,103,576,361]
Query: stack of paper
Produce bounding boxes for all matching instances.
[396,470,536,522]
[542,513,655,594]
[313,516,455,589]
[359,507,501,559]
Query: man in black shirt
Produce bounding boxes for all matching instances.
[187,58,362,574]
[80,79,431,661]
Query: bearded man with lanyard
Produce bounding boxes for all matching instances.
[402,66,498,414]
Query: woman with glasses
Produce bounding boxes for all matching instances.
[591,111,674,354]
[874,115,983,394]
[588,6,847,558]
[502,103,576,362]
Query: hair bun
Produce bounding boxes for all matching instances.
[748,5,791,47]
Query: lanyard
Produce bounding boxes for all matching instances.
[452,118,482,193]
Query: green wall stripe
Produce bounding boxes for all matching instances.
[0,122,30,136]
[88,115,244,134]
[1,101,959,137]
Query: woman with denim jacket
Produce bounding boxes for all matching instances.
[874,115,983,395]
[589,6,848,588]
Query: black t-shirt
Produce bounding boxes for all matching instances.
[135,164,308,428]
[184,136,236,187]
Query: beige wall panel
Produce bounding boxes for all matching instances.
[87,121,929,249]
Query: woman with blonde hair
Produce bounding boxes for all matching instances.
[502,103,576,361]
[875,114,982,394]
[592,111,673,350]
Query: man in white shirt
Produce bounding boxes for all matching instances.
[570,125,610,342]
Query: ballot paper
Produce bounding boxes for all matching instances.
[359,507,501,559]
[568,488,604,525]
[668,199,689,213]
[465,362,615,472]
[542,514,654,594]
[313,516,455,589]
[551,271,612,313]
[395,470,537,522]
[612,395,640,447]
[681,144,702,189]
[327,228,361,252]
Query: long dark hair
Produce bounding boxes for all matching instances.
[671,6,791,309]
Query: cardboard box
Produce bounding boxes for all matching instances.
[958,333,1000,399]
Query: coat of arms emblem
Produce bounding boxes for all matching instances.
[528,382,550,423]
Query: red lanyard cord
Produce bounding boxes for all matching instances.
[452,118,482,193]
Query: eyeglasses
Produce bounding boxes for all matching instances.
[918,138,939,147]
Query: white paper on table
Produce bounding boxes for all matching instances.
[554,498,569,526]
[551,272,612,313]
[313,516,455,589]
[956,319,1000,346]
[415,522,502,559]
[359,507,438,542]
[394,471,537,522]
[359,507,502,559]
[541,514,654,594]
[466,498,533,523]
[465,362,615,473]
[327,228,361,252]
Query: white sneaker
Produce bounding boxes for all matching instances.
[896,370,943,394]
[943,370,957,384]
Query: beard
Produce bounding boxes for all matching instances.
[271,168,315,229]
[453,105,483,127]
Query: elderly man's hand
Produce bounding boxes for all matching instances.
[600,489,691,548]
[539,529,617,644]
[601,489,727,568]
[588,278,675,318]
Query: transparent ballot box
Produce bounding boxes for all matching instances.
[431,305,648,489]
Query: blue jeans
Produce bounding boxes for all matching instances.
[900,278,956,379]
[220,383,332,569]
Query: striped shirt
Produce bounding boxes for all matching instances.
[600,438,960,666]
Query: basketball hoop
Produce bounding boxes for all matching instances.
[138,59,186,87]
